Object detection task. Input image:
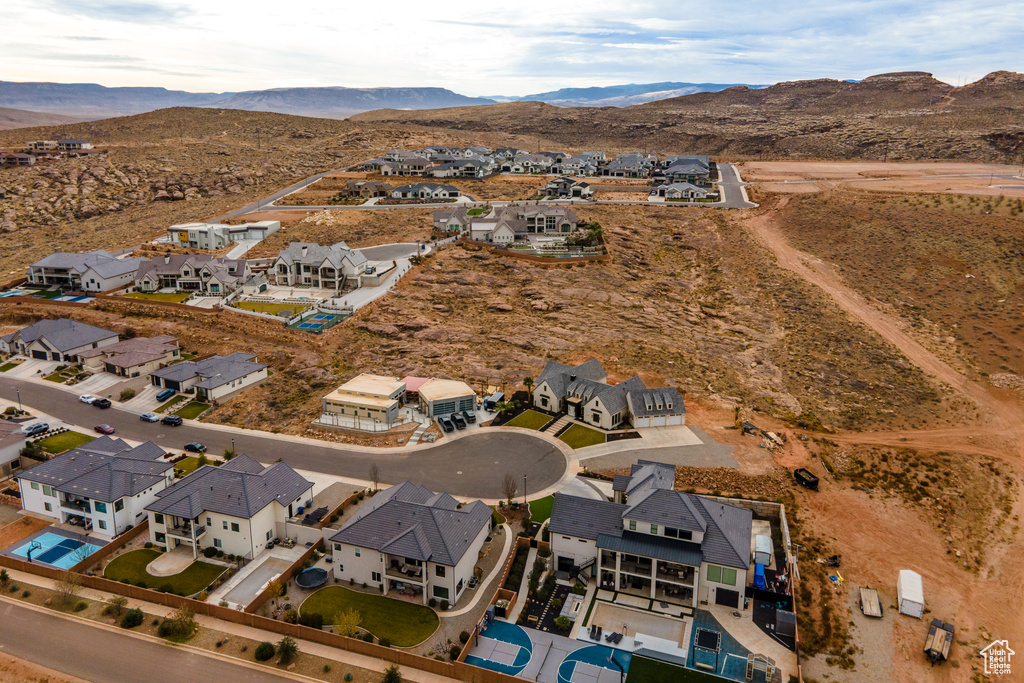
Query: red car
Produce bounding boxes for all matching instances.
[94,424,115,435]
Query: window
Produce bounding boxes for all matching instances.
[651,524,658,534]
[435,565,446,578]
[98,520,107,530]
[707,565,721,583]
[154,513,163,524]
[721,568,737,586]
[457,578,464,594]
[114,500,124,512]
[42,485,55,497]
[371,571,381,583]
[31,482,39,490]
[433,586,450,600]
[206,517,211,526]
[231,523,239,532]
[223,521,228,529]
[355,548,361,557]
[94,502,107,514]
[214,538,222,548]
[334,543,342,551]
[267,530,273,541]
[155,533,165,543]
[665,527,692,541]
[628,520,636,531]
[44,502,52,512]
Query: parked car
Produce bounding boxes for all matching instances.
[78,394,96,404]
[94,424,115,435]
[92,398,112,409]
[183,442,206,453]
[438,416,454,433]
[161,415,183,426]
[451,413,467,430]
[139,412,160,422]
[20,422,49,436]
[462,410,476,424]
[155,388,176,401]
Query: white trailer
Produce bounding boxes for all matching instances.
[897,570,925,618]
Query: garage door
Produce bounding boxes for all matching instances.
[715,588,739,608]
[31,350,47,359]
[557,556,575,572]
[652,416,667,427]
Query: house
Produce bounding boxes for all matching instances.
[417,379,476,418]
[0,318,119,362]
[27,140,58,152]
[146,455,313,560]
[549,461,752,609]
[27,250,143,292]
[533,359,684,430]
[501,154,554,174]
[167,221,280,249]
[78,335,180,378]
[514,205,581,234]
[554,155,600,176]
[322,374,407,427]
[429,159,492,179]
[134,254,251,295]
[17,438,174,537]
[604,153,656,178]
[466,212,526,244]
[0,153,37,166]
[537,177,594,199]
[432,207,471,233]
[389,183,460,200]
[663,161,711,186]
[656,182,709,201]
[328,481,492,606]
[380,157,434,177]
[58,139,92,151]
[343,180,392,198]
[493,148,528,159]
[273,241,368,292]
[149,352,268,401]
[0,422,27,478]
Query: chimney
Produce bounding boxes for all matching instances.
[301,246,308,258]
[164,254,171,264]
[54,247,63,253]
[569,374,576,382]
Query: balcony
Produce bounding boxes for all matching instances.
[619,560,654,577]
[386,556,425,582]
[60,499,91,514]
[166,524,206,541]
[656,562,695,585]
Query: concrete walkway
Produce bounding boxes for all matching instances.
[4,566,458,683]
[576,425,703,460]
[146,545,196,576]
[442,523,512,618]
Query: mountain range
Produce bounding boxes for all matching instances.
[0,79,763,123]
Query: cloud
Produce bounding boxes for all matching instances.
[43,0,186,24]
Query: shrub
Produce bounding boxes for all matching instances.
[135,581,147,589]
[450,646,461,660]
[440,600,449,611]
[120,608,145,629]
[379,637,391,648]
[571,582,587,596]
[0,569,8,585]
[344,674,353,682]
[428,598,437,608]
[157,620,173,637]
[277,635,298,664]
[73,601,88,612]
[552,598,563,611]
[203,547,218,558]
[158,583,174,594]
[361,633,374,643]
[282,609,298,624]
[381,664,402,683]
[144,542,153,549]
[323,664,331,673]
[21,590,30,598]
[298,612,324,629]
[215,640,222,648]
[459,630,471,644]
[254,641,275,662]
[105,595,128,616]
[554,616,571,632]
[119,388,136,401]
[8,584,18,592]
[330,514,339,523]
[215,549,224,558]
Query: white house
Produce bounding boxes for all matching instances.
[328,482,492,606]
[134,254,251,295]
[273,242,368,292]
[167,221,280,250]
[146,455,314,560]
[549,461,752,609]
[0,318,119,362]
[0,422,27,479]
[17,438,174,537]
[27,250,143,292]
[417,379,476,418]
[149,352,268,402]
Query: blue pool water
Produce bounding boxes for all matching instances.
[558,645,632,683]
[9,531,103,570]
[464,620,534,676]
[0,290,28,297]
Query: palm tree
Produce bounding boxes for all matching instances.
[523,376,534,400]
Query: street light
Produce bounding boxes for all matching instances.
[15,388,22,414]
[231,438,235,455]
[523,474,527,508]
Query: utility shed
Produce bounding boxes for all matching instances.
[897,570,924,618]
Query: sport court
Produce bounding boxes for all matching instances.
[53,294,95,303]
[292,313,345,332]
[222,556,293,608]
[5,530,104,570]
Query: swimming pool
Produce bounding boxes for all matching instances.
[54,295,95,303]
[558,644,632,683]
[0,290,28,298]
[8,531,103,570]
[464,619,534,676]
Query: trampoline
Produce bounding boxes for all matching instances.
[693,628,722,673]
[295,568,329,589]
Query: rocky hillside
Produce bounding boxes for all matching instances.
[0,107,84,131]
[351,71,1024,162]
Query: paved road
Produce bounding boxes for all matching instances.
[215,166,348,220]
[716,163,758,208]
[0,377,566,499]
[357,242,423,261]
[0,599,290,683]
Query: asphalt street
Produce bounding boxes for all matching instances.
[0,599,291,683]
[356,242,423,261]
[0,377,567,499]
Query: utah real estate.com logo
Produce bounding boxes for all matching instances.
[980,639,1014,676]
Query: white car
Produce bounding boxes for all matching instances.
[79,394,97,404]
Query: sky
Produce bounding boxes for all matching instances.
[1,0,1021,96]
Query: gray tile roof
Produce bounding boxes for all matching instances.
[30,250,142,279]
[146,454,313,520]
[620,460,677,498]
[536,359,607,398]
[150,352,266,390]
[692,496,752,569]
[6,318,118,353]
[276,242,367,270]
[626,388,685,418]
[597,531,702,566]
[625,488,708,533]
[549,494,625,541]
[329,481,491,566]
[18,439,171,503]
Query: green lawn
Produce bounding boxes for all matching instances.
[29,289,64,299]
[528,495,554,524]
[299,587,439,647]
[467,207,488,216]
[124,292,191,303]
[0,362,19,372]
[35,431,96,454]
[173,402,210,420]
[155,395,188,413]
[558,424,606,449]
[625,654,692,683]
[43,370,67,383]
[174,456,204,476]
[503,410,552,430]
[234,301,310,315]
[104,549,225,597]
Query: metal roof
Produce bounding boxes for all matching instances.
[597,531,703,566]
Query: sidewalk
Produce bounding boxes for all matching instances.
[505,546,537,624]
[4,565,458,683]
[442,523,512,618]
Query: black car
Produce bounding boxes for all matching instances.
[438,416,454,433]
[462,410,476,424]
[183,442,206,453]
[161,415,183,426]
[451,413,467,430]
[93,398,112,409]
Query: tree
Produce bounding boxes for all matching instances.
[0,569,8,586]
[381,664,403,683]
[254,641,275,661]
[107,595,128,616]
[161,604,196,639]
[523,376,534,399]
[54,570,82,608]
[197,453,209,467]
[368,463,380,492]
[333,607,362,637]
[502,471,518,505]
[277,635,298,665]
[266,579,284,608]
